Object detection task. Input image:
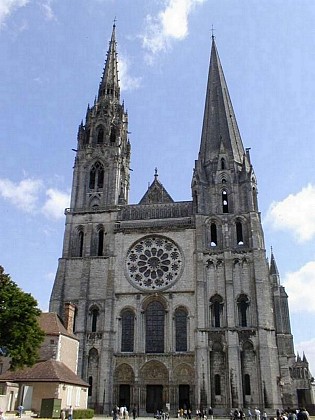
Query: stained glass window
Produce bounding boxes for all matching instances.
[175,308,188,351]
[121,310,135,352]
[145,301,164,353]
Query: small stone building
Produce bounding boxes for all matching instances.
[0,311,88,414]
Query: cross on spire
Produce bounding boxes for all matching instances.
[211,24,215,40]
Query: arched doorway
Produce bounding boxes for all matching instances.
[140,361,169,414]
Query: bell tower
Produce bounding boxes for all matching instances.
[71,23,130,211]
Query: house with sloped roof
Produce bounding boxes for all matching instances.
[0,305,88,415]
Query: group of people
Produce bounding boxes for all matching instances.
[276,408,310,420]
[231,407,265,420]
[112,405,139,420]
[177,408,192,419]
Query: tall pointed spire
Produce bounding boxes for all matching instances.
[98,23,120,101]
[270,247,280,286]
[199,37,244,165]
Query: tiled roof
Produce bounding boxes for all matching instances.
[0,360,88,387]
[39,313,77,340]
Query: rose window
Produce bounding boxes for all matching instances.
[126,236,183,291]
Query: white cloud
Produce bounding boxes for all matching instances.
[0,0,29,27]
[141,0,206,61]
[38,0,56,21]
[284,261,315,313]
[119,54,142,91]
[265,184,315,242]
[0,177,69,220]
[0,177,42,212]
[42,188,70,219]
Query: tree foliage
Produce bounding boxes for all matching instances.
[0,266,45,370]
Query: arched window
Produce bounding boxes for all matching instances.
[89,162,104,190]
[237,295,249,327]
[110,127,116,143]
[86,129,90,145]
[221,158,225,170]
[98,229,104,256]
[175,308,188,352]
[210,223,217,246]
[194,191,198,212]
[97,127,104,144]
[222,190,229,213]
[244,374,251,395]
[145,301,164,353]
[210,295,223,328]
[91,307,99,332]
[214,374,221,395]
[121,310,135,352]
[79,231,84,257]
[236,221,244,245]
[88,376,93,397]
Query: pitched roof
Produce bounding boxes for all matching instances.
[0,360,88,387]
[39,312,77,340]
[139,170,174,205]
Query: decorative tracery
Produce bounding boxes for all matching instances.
[126,236,183,291]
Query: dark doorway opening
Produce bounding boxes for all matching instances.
[146,385,163,413]
[179,385,190,410]
[119,385,130,410]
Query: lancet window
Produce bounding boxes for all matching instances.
[145,301,165,353]
[89,161,104,190]
[121,309,135,352]
[175,308,188,352]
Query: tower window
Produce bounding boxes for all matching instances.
[222,190,229,213]
[91,307,99,332]
[98,229,104,256]
[237,295,249,327]
[121,310,135,352]
[89,162,105,190]
[210,295,223,328]
[244,374,251,395]
[221,158,225,170]
[110,127,116,143]
[88,376,93,397]
[97,127,104,144]
[79,231,84,257]
[236,221,244,245]
[214,374,221,395]
[210,223,217,246]
[175,308,188,352]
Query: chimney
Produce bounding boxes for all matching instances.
[64,302,76,333]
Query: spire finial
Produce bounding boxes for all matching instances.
[154,167,158,179]
[113,16,117,27]
[211,24,215,40]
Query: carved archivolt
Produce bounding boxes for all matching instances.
[114,363,135,382]
[173,363,194,383]
[140,360,168,383]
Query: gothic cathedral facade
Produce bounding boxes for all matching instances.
[49,26,314,415]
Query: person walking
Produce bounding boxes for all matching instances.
[68,406,73,420]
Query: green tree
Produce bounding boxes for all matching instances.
[0,266,45,370]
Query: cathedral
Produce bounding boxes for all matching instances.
[49,25,314,415]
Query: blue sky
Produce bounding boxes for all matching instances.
[1,0,315,370]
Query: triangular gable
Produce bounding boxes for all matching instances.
[139,170,174,204]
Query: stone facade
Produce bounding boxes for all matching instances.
[49,26,314,415]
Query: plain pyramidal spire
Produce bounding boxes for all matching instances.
[199,35,245,165]
[98,22,120,101]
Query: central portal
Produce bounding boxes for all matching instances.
[146,385,163,413]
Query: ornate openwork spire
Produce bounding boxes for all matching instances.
[98,23,120,101]
[198,36,245,165]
